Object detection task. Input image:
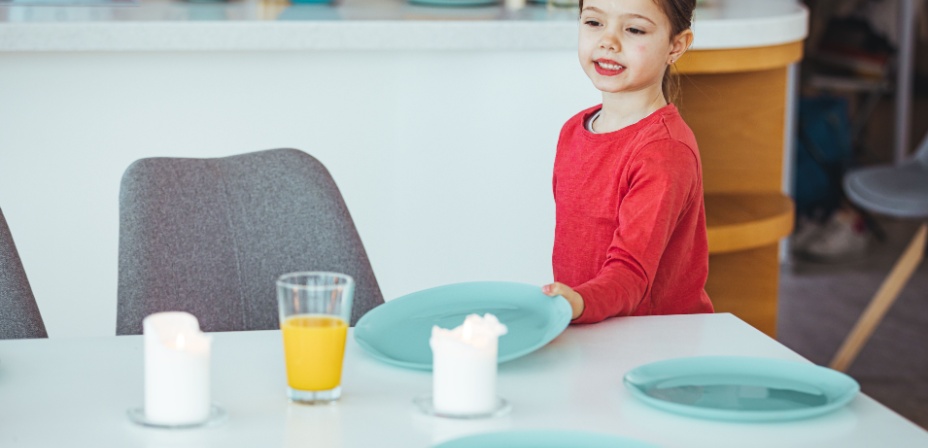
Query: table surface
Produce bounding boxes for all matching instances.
[0,313,925,447]
[0,0,808,51]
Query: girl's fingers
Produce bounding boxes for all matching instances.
[542,282,566,296]
[543,283,583,319]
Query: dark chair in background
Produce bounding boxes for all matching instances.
[116,148,384,335]
[0,207,48,339]
[830,133,928,371]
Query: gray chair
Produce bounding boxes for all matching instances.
[829,132,928,371]
[0,207,48,339]
[117,148,384,335]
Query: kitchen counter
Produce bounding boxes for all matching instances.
[0,0,807,339]
[0,0,807,51]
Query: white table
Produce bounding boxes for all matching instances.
[0,313,925,447]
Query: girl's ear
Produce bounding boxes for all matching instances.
[668,29,694,65]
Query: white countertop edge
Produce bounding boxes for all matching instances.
[0,6,808,52]
[693,7,808,50]
[0,21,581,51]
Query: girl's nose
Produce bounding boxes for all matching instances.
[599,34,620,52]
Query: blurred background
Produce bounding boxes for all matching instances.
[781,0,928,429]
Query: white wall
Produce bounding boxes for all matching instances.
[0,50,599,338]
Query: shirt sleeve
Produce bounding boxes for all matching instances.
[571,139,700,323]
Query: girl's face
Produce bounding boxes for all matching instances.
[578,0,684,97]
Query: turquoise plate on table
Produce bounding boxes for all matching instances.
[354,281,571,370]
[434,430,657,448]
[408,0,499,6]
[623,356,860,422]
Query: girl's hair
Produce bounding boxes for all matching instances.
[579,0,696,103]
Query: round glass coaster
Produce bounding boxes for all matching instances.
[127,404,227,429]
[413,395,511,419]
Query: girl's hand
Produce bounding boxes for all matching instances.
[542,282,584,320]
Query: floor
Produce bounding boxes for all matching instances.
[777,218,928,429]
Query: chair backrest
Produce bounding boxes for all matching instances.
[0,207,49,339]
[117,148,384,335]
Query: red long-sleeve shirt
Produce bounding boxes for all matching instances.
[552,104,713,324]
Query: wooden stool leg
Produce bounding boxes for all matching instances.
[829,223,927,372]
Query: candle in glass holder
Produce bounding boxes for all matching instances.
[430,313,508,415]
[143,311,212,425]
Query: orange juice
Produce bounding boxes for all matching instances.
[281,315,348,391]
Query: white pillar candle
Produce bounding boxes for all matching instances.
[430,313,508,415]
[143,312,212,425]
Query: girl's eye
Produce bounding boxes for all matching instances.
[627,27,645,35]
[584,20,601,27]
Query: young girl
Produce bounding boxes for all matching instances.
[542,0,714,323]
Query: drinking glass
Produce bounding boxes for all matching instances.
[277,272,354,404]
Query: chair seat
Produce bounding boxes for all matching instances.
[844,162,928,219]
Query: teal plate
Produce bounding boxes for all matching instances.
[354,281,571,370]
[434,430,657,448]
[623,356,860,422]
[408,0,499,6]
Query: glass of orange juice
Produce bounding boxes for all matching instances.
[277,272,354,404]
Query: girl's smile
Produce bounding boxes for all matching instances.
[594,58,625,76]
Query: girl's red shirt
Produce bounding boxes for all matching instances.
[553,103,714,323]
